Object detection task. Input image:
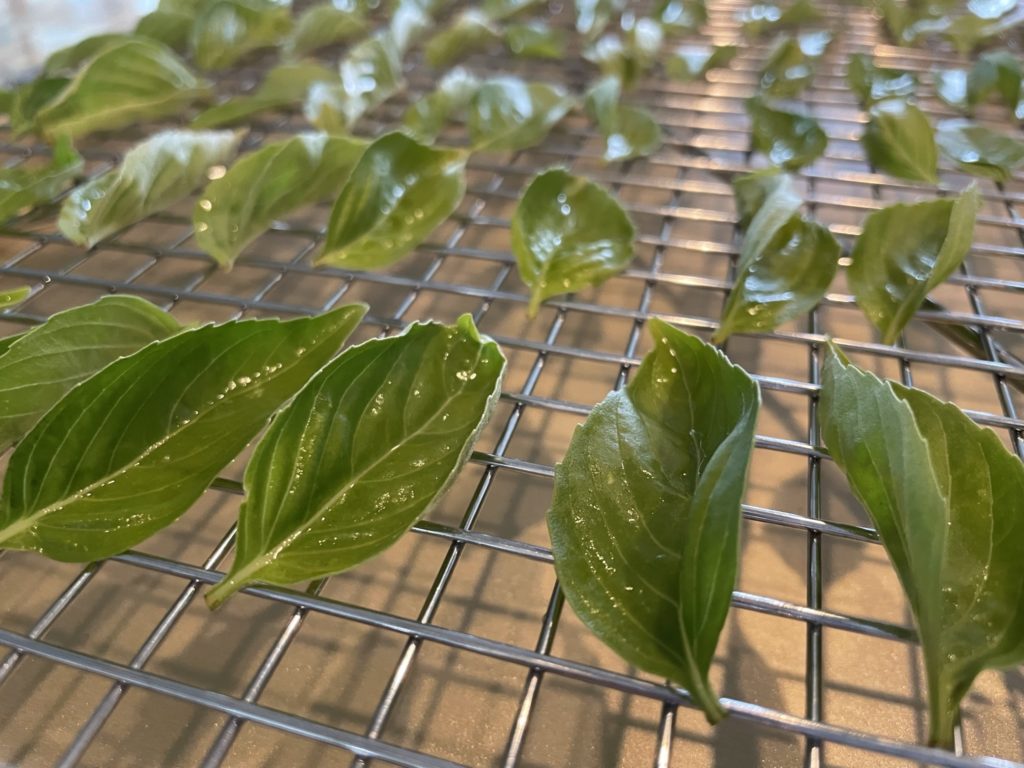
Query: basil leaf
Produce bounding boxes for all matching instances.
[402,67,480,143]
[484,0,543,20]
[549,318,760,723]
[284,2,368,58]
[135,10,194,51]
[584,18,664,89]
[34,39,210,141]
[936,120,1024,182]
[848,184,980,345]
[846,53,916,108]
[731,167,791,229]
[468,78,574,152]
[747,97,827,170]
[861,100,938,183]
[575,0,625,41]
[425,10,501,68]
[205,314,505,608]
[388,0,432,54]
[0,304,366,563]
[41,34,133,76]
[191,0,293,71]
[0,136,83,222]
[319,132,467,269]
[196,134,366,269]
[505,21,566,59]
[660,0,706,29]
[0,295,181,452]
[934,68,969,111]
[0,287,30,310]
[665,44,738,82]
[968,50,1022,114]
[9,77,70,136]
[193,62,338,128]
[584,76,663,163]
[512,168,634,316]
[739,0,822,37]
[820,344,1024,748]
[757,34,821,97]
[59,129,242,249]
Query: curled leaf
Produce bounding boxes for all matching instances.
[468,78,574,152]
[402,67,480,143]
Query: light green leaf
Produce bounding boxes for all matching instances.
[747,97,827,170]
[33,39,209,141]
[191,0,293,71]
[388,0,432,53]
[193,62,338,128]
[936,120,1024,183]
[584,18,664,89]
[820,344,1024,748]
[757,34,821,97]
[402,67,480,143]
[575,0,625,41]
[0,136,83,222]
[0,89,12,115]
[505,21,566,59]
[861,100,938,183]
[512,168,634,317]
[205,314,505,608]
[549,318,760,723]
[847,53,917,108]
[739,0,822,37]
[319,132,467,269]
[484,0,543,20]
[196,133,366,269]
[284,2,368,58]
[0,304,366,563]
[848,184,980,345]
[584,77,663,163]
[665,44,738,82]
[135,10,195,51]
[657,0,707,30]
[41,34,133,76]
[0,295,181,452]
[60,129,242,249]
[468,78,574,152]
[425,10,501,68]
[0,287,30,310]
[968,50,1022,113]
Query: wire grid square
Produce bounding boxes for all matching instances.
[1,0,1023,766]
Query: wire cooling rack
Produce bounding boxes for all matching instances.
[1,1,1023,766]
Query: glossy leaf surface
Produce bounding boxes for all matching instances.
[757,33,827,97]
[285,2,367,58]
[0,136,83,221]
[936,120,1024,182]
[402,68,480,143]
[584,76,662,163]
[191,0,293,70]
[747,97,827,170]
[505,21,566,59]
[193,62,338,128]
[135,10,194,51]
[738,0,822,36]
[206,314,505,607]
[665,44,738,81]
[468,78,574,152]
[861,99,938,183]
[0,304,367,562]
[424,10,501,68]
[846,53,917,108]
[0,287,30,310]
[549,318,760,722]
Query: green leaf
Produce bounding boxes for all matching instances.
[191,0,293,71]
[284,2,368,58]
[936,120,1024,183]
[387,0,432,53]
[34,39,210,141]
[848,184,980,345]
[584,76,663,163]
[504,21,567,59]
[584,18,664,89]
[934,68,968,111]
[193,62,338,128]
[0,304,366,563]
[731,167,791,230]
[9,77,70,136]
[549,318,760,723]
[0,89,12,115]
[484,0,543,20]
[59,129,242,249]
[196,133,366,270]
[861,100,938,183]
[205,314,506,608]
[0,136,83,222]
[665,44,738,82]
[757,34,821,98]
[319,132,467,269]
[424,10,501,68]
[512,168,634,317]
[0,295,181,452]
[968,50,1022,113]
[468,78,574,152]
[135,10,195,51]
[575,0,625,41]
[657,0,707,30]
[747,97,827,170]
[401,67,480,143]
[739,0,822,37]
[846,53,917,108]
[820,344,1024,748]
[714,186,839,342]
[41,34,133,76]
[0,287,30,310]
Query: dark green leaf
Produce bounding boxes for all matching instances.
[196,133,367,269]
[135,10,195,51]
[848,184,979,344]
[757,34,822,97]
[747,97,827,170]
[731,167,791,230]
[549,318,760,723]
[319,132,467,269]
[584,18,664,89]
[0,295,181,452]
[193,62,338,128]
[425,10,501,68]
[739,0,822,37]
[191,0,293,71]
[934,68,968,111]
[936,119,1024,182]
[861,100,938,183]
[468,78,574,152]
[388,0,432,53]
[284,2,368,58]
[34,39,210,141]
[512,168,634,316]
[505,21,567,59]
[665,44,738,82]
[820,344,1024,748]
[575,0,625,41]
[402,67,480,143]
[847,53,917,108]
[657,0,707,30]
[0,136,83,222]
[60,129,242,249]
[0,304,366,563]
[584,77,663,163]
[205,314,505,607]
[0,287,30,310]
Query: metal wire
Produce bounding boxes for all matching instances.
[1,0,1023,766]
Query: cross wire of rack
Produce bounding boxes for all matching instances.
[1,1,1023,766]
